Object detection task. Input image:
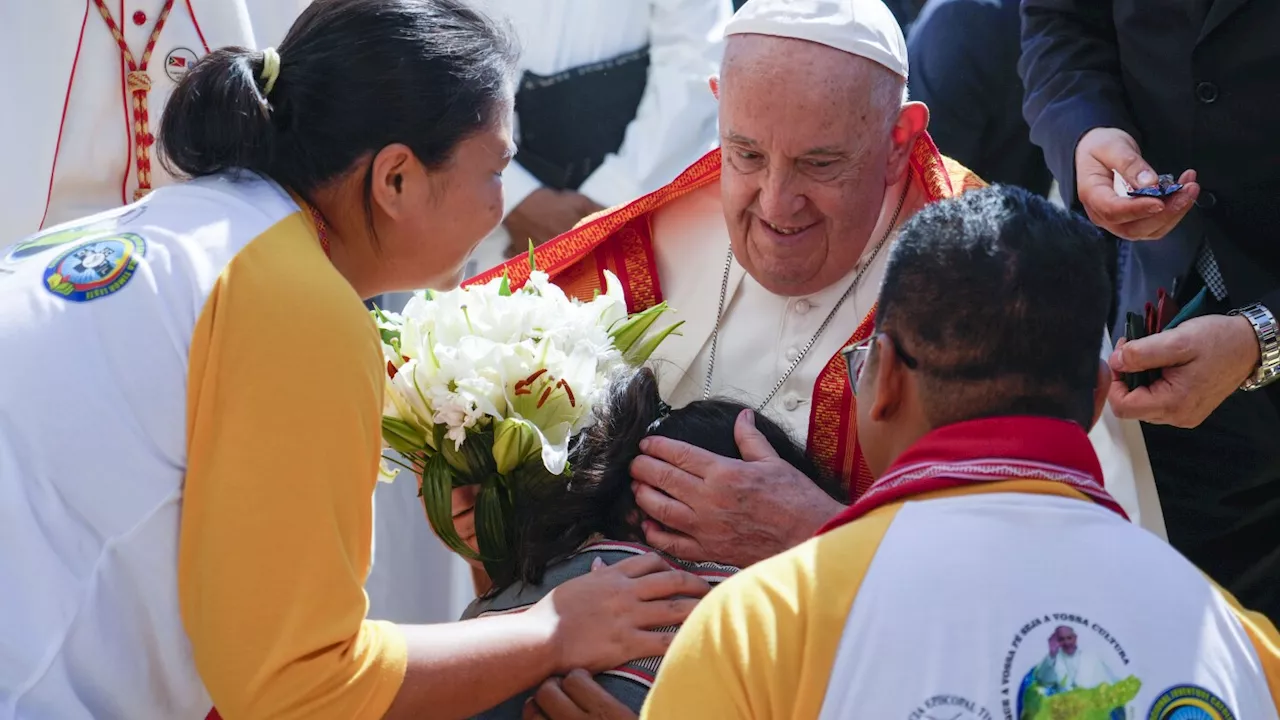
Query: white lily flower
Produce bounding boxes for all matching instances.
[374,267,677,478]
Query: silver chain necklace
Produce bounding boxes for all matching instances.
[702,169,912,409]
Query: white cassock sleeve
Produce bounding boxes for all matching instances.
[245,0,313,48]
[1088,327,1167,539]
[575,0,731,208]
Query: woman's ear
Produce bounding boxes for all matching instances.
[369,143,416,218]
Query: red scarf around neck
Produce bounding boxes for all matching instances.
[818,416,1129,535]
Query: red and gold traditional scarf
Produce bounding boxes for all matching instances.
[818,416,1129,534]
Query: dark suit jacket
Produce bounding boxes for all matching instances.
[1019,0,1280,621]
[909,0,1051,194]
[1019,0,1280,321]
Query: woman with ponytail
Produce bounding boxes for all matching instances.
[0,2,707,718]
[462,367,847,717]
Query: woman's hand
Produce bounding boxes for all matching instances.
[527,554,709,675]
[522,671,638,720]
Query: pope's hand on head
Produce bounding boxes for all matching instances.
[1074,127,1200,241]
[1107,314,1260,428]
[528,555,709,677]
[505,188,605,254]
[521,670,638,720]
[629,409,845,567]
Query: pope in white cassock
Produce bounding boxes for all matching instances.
[454,0,1167,579]
[1033,626,1120,692]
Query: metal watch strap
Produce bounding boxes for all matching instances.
[1230,303,1280,391]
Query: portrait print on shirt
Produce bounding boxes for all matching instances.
[999,613,1141,720]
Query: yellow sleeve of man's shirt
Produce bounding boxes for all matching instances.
[179,216,407,719]
[641,507,901,720]
[1213,581,1280,708]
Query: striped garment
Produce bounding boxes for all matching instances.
[461,539,738,717]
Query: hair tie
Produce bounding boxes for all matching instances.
[645,401,673,434]
[260,47,282,96]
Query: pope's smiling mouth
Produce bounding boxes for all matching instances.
[758,217,819,238]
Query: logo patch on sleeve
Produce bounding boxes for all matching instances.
[43,234,147,303]
[1147,685,1236,720]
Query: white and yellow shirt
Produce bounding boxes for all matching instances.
[0,173,405,719]
[643,482,1280,720]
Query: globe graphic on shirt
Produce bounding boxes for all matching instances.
[1167,709,1215,720]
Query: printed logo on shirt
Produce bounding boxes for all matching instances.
[909,694,994,720]
[3,206,147,266]
[1147,685,1236,720]
[165,48,201,83]
[998,613,1141,720]
[43,234,147,303]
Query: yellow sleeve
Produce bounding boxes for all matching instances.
[641,506,902,720]
[1213,582,1280,707]
[179,218,407,720]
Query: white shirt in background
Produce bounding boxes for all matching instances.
[464,0,730,275]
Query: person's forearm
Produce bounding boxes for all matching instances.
[383,613,556,720]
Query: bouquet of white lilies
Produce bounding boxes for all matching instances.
[375,261,681,578]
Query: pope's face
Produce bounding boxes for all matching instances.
[718,37,899,297]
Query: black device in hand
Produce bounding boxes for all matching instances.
[1121,286,1210,390]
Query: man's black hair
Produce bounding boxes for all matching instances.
[876,184,1113,428]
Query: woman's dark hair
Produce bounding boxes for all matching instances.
[501,367,848,590]
[160,0,518,210]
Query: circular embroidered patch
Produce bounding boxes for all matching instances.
[1148,685,1236,720]
[43,234,147,303]
[165,47,200,83]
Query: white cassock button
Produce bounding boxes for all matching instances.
[785,347,800,362]
[794,299,812,315]
[782,394,801,412]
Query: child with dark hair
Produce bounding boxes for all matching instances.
[462,366,847,717]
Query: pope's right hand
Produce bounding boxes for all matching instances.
[1074,127,1199,241]
[527,555,709,675]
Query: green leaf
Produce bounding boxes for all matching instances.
[527,238,538,272]
[420,453,479,560]
[440,435,471,477]
[624,320,685,365]
[381,416,427,456]
[475,479,510,564]
[498,272,512,297]
[609,302,671,354]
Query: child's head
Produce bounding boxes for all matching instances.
[506,367,846,589]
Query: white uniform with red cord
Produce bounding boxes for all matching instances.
[0,0,310,244]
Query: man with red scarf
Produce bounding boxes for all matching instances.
[642,185,1280,718]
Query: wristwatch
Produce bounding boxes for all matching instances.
[1230,303,1280,391]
